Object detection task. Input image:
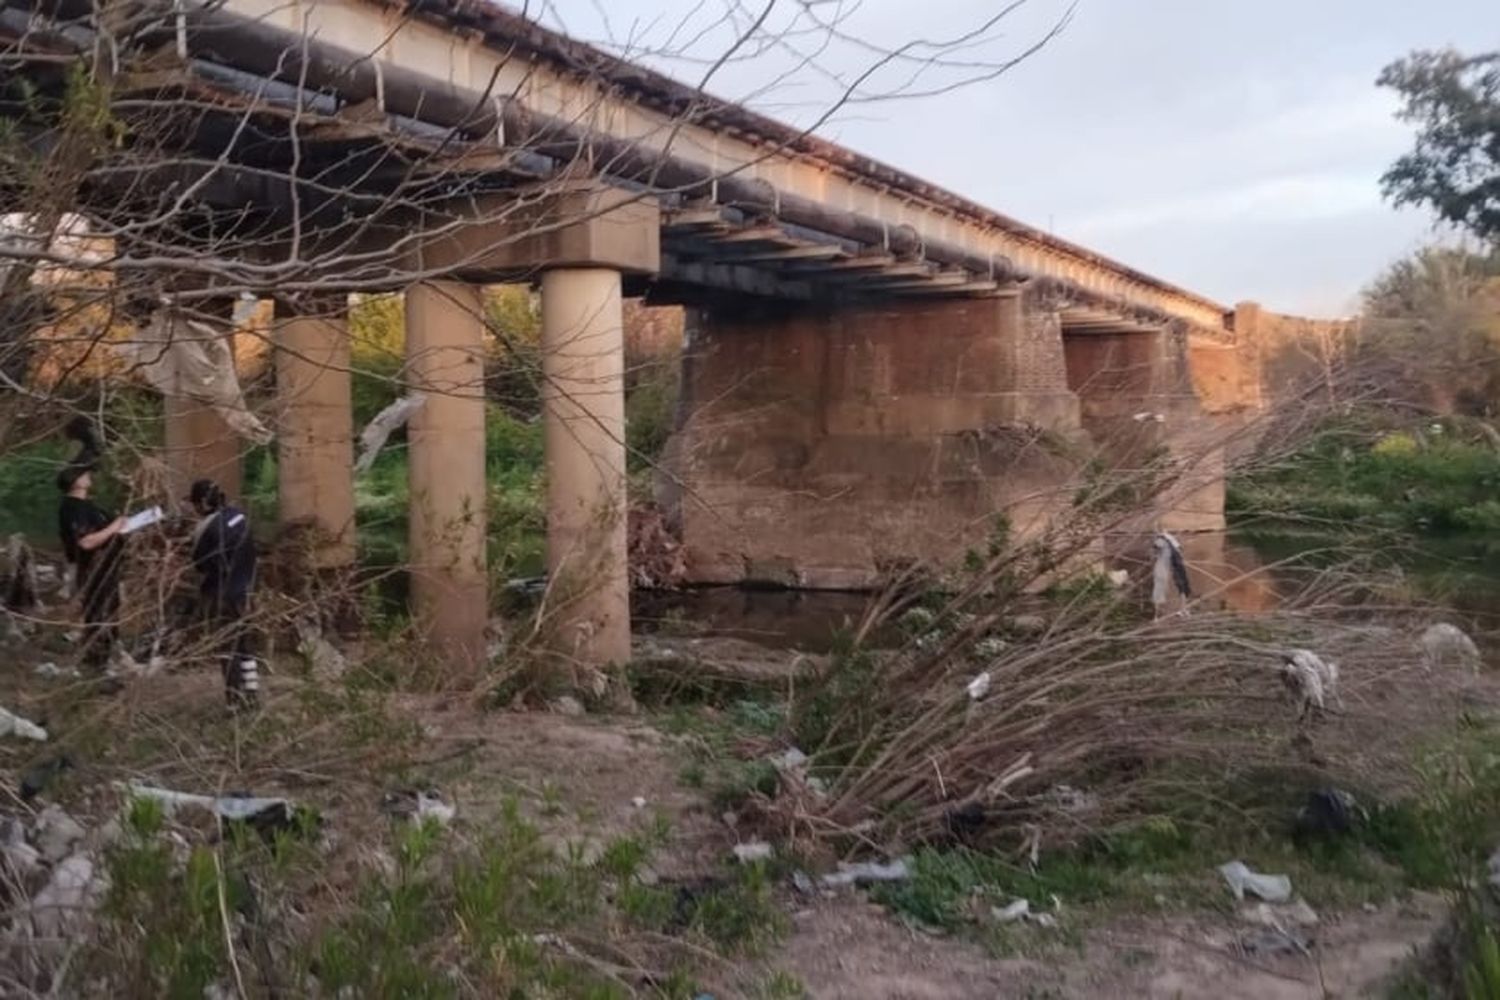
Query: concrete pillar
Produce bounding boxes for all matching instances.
[540,267,631,667]
[274,302,355,568]
[160,301,248,503]
[405,281,488,670]
[164,397,242,503]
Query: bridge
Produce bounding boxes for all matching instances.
[2,0,1266,670]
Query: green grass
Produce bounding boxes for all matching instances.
[1230,412,1500,536]
[655,696,788,812]
[89,788,781,998]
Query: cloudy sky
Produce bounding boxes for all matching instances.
[543,0,1497,315]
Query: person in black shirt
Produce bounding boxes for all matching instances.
[188,478,260,710]
[57,465,126,669]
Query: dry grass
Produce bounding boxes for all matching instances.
[773,552,1494,857]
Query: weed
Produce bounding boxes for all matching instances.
[682,863,787,952]
[1467,928,1500,1000]
[757,969,809,999]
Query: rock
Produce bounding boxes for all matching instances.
[732,841,774,864]
[771,747,809,771]
[32,805,86,864]
[551,695,586,717]
[1238,927,1310,958]
[1,817,42,885]
[1242,899,1319,928]
[30,853,106,941]
[0,705,48,742]
[1048,784,1100,815]
[973,636,1009,659]
[19,754,74,801]
[1010,614,1047,635]
[1420,622,1481,672]
[294,618,347,680]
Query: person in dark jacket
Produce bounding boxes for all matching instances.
[56,419,125,669]
[188,478,260,709]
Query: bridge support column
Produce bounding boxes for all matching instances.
[405,280,488,672]
[163,305,243,503]
[665,294,1084,588]
[540,267,631,668]
[274,299,355,568]
[165,399,242,503]
[409,183,659,672]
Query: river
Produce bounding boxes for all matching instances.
[632,530,1500,653]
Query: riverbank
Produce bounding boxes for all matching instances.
[1229,410,1500,537]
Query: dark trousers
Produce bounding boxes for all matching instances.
[78,570,121,669]
[204,591,257,701]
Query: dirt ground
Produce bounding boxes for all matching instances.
[758,893,1441,999]
[388,696,1448,1000]
[0,629,1473,998]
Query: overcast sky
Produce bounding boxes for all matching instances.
[542,0,1498,316]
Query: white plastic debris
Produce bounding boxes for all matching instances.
[121,783,289,824]
[1279,649,1341,718]
[1420,623,1481,673]
[631,796,647,809]
[412,791,456,825]
[355,393,427,474]
[966,672,993,701]
[991,897,1058,928]
[0,705,48,741]
[1219,860,1292,903]
[819,857,912,888]
[772,748,810,771]
[33,662,80,680]
[992,898,1031,923]
[117,312,272,444]
[1048,784,1100,815]
[1151,532,1192,614]
[732,841,774,864]
[1106,568,1130,588]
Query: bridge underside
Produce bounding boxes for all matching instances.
[2,1,1236,664]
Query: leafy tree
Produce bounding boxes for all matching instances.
[1379,49,1500,245]
[1360,245,1500,414]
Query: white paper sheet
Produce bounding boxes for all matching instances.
[121,506,163,535]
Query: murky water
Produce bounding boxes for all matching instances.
[634,530,1500,652]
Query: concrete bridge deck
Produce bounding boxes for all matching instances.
[6,0,1231,335]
